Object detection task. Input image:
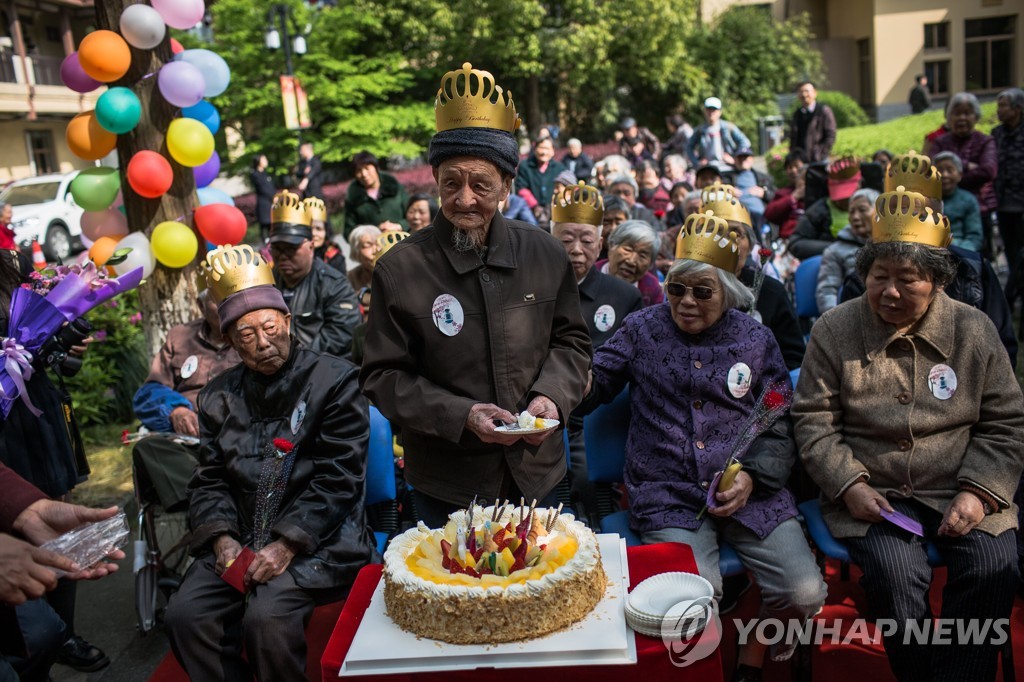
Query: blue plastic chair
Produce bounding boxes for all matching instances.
[583,388,744,577]
[794,255,822,319]
[367,407,398,554]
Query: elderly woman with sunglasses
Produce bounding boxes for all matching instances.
[580,212,824,682]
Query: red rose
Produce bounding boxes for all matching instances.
[758,247,773,261]
[764,390,787,410]
[273,438,295,453]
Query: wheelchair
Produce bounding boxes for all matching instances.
[130,433,195,635]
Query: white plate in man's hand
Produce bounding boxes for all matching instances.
[494,418,560,434]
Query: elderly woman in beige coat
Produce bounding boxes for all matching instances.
[793,187,1024,682]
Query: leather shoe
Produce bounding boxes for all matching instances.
[56,635,110,672]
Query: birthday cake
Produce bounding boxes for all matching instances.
[382,503,606,645]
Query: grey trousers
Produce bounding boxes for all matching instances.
[132,437,198,513]
[165,555,315,681]
[642,516,826,622]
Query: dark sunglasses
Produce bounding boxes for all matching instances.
[666,282,716,300]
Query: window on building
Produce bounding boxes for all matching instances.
[25,130,56,175]
[924,22,950,50]
[857,38,872,107]
[925,61,950,96]
[964,15,1016,91]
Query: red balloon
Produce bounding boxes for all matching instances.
[127,151,173,198]
[194,203,247,245]
[170,38,184,54]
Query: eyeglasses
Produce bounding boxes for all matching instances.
[666,282,717,300]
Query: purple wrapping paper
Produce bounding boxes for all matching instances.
[44,267,144,322]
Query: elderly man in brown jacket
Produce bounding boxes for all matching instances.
[360,64,592,526]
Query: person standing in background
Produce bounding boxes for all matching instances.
[909,74,931,114]
[294,142,323,200]
[249,155,277,244]
[789,81,836,163]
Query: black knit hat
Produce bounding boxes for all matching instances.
[428,128,520,178]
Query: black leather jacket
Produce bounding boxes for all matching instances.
[190,343,378,591]
[275,259,361,358]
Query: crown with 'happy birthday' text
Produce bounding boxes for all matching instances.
[302,197,327,222]
[873,186,952,248]
[675,211,740,272]
[884,150,942,201]
[200,244,276,303]
[271,190,311,226]
[435,62,521,133]
[551,181,604,227]
[699,183,751,228]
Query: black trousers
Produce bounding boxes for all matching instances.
[999,211,1024,305]
[132,437,198,513]
[411,477,561,528]
[846,500,1018,682]
[165,555,316,681]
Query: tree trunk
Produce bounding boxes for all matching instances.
[525,74,542,140]
[94,0,201,359]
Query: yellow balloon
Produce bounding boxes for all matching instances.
[150,220,198,268]
[166,118,215,167]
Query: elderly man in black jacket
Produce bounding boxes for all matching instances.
[165,244,377,682]
[267,191,361,358]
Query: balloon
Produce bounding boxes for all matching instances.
[151,221,198,268]
[78,30,131,83]
[158,61,205,108]
[95,87,141,134]
[196,187,234,207]
[166,118,214,167]
[66,111,117,161]
[152,0,205,30]
[126,151,174,199]
[81,209,129,241]
[194,204,246,245]
[69,167,120,212]
[170,38,184,54]
[182,100,220,135]
[119,4,166,49]
[177,49,230,97]
[89,235,123,266]
[113,231,155,279]
[193,153,220,188]
[60,52,101,93]
[79,233,94,250]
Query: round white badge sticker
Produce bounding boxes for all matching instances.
[290,400,307,435]
[928,364,957,400]
[594,305,616,333]
[727,362,752,398]
[432,294,464,337]
[180,355,199,379]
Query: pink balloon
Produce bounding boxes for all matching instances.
[152,0,205,30]
[60,52,101,94]
[111,189,124,209]
[80,209,129,241]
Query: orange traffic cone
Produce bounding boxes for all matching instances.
[31,240,46,271]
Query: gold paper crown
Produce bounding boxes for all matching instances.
[885,150,942,200]
[551,181,604,227]
[375,231,409,263]
[872,186,951,248]
[699,183,751,228]
[199,244,276,303]
[271,190,311,226]
[435,62,521,133]
[675,211,740,272]
[829,156,861,180]
[303,197,327,222]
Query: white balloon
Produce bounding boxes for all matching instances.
[119,5,167,50]
[177,49,230,97]
[113,231,155,279]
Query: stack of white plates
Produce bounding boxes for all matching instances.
[625,572,715,639]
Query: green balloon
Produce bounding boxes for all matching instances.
[70,167,121,212]
[95,87,141,135]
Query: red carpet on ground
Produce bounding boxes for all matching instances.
[150,558,1024,681]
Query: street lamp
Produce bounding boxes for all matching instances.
[265,4,313,144]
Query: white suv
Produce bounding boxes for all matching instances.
[0,172,85,261]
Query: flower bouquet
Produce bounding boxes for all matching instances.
[0,261,142,418]
[698,380,792,518]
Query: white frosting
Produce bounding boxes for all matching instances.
[517,411,535,429]
[384,506,601,598]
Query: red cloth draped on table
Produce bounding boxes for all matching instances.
[321,541,723,681]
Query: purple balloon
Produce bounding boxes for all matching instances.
[61,52,101,94]
[157,61,205,108]
[193,153,221,189]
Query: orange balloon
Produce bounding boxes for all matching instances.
[89,235,123,266]
[66,111,117,161]
[78,30,131,83]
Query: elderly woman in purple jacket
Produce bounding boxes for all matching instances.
[581,212,824,682]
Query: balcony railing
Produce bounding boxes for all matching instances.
[0,47,17,84]
[31,54,63,86]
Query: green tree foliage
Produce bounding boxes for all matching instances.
[689,7,825,145]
